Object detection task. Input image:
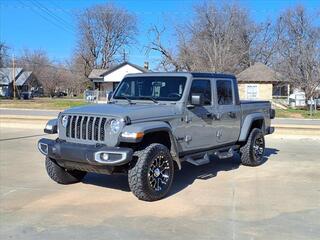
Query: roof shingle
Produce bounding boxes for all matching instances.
[0,68,23,85]
[236,63,285,83]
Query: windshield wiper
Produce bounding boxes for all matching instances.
[120,96,134,104]
[141,96,158,103]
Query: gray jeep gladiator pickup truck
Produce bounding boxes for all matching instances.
[38,72,275,201]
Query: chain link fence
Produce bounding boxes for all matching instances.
[84,90,112,103]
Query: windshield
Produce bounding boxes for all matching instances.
[113,76,187,101]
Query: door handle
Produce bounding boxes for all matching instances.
[228,112,236,118]
[206,113,213,119]
[207,113,220,120]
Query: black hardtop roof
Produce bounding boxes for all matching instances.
[125,71,236,79]
[190,72,236,79]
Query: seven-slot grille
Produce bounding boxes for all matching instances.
[65,115,107,142]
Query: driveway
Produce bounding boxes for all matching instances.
[0,128,319,240]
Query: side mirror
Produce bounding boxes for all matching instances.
[190,93,204,106]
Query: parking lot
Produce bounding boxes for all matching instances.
[0,127,319,240]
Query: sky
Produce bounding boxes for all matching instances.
[0,0,319,70]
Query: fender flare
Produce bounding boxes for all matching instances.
[120,121,182,169]
[238,113,265,142]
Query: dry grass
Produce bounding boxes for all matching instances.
[276,109,320,119]
[0,98,91,110]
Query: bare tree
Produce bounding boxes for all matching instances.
[147,26,183,71]
[275,6,320,100]
[75,3,137,77]
[63,58,92,96]
[17,49,62,97]
[249,21,282,66]
[147,2,281,73]
[0,42,10,68]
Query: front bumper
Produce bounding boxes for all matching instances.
[38,138,133,168]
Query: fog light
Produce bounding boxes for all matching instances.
[101,153,109,161]
[38,142,48,155]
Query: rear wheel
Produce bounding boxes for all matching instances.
[240,128,265,166]
[45,157,86,184]
[128,143,174,201]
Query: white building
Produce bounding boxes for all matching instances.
[88,62,148,92]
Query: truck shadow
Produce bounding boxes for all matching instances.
[82,173,131,192]
[169,147,279,197]
[82,147,279,195]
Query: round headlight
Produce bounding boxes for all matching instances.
[61,115,68,128]
[110,119,121,133]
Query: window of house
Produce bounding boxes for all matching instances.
[216,80,233,105]
[246,84,258,99]
[189,80,212,105]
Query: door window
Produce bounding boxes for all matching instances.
[189,80,212,105]
[216,80,234,105]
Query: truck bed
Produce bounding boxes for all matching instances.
[240,100,272,129]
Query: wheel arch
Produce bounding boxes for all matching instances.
[238,113,265,142]
[120,121,181,169]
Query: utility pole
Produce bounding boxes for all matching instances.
[144,61,149,70]
[122,49,127,62]
[12,54,16,99]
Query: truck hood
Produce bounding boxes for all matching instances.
[63,103,179,121]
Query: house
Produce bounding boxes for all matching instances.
[0,68,40,98]
[88,62,148,92]
[236,63,289,100]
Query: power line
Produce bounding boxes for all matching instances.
[17,0,73,34]
[31,0,75,32]
[49,0,74,19]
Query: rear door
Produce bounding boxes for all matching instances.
[214,79,241,144]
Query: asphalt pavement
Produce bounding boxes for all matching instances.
[0,127,319,240]
[0,108,59,117]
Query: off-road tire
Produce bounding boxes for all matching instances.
[240,128,265,166]
[45,157,86,184]
[128,143,174,201]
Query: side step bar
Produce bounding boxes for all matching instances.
[184,148,234,166]
[215,148,234,159]
[185,153,210,166]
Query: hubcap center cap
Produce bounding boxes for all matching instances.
[154,168,161,177]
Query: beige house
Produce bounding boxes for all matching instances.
[236,63,289,100]
[88,62,147,92]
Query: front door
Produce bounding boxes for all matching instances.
[175,79,218,152]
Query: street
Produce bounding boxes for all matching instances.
[0,127,319,240]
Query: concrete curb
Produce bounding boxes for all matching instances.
[0,115,50,129]
[0,118,47,129]
[0,114,53,121]
[0,107,61,112]
[1,114,319,136]
[273,124,320,130]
